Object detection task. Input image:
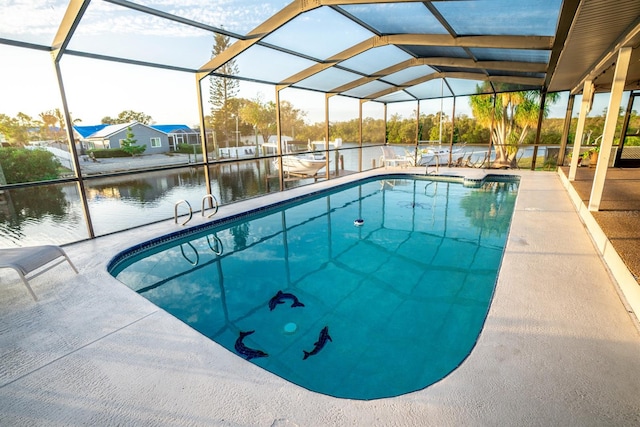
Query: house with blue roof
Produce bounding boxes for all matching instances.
[78,122,168,154]
[150,124,199,151]
[73,123,199,154]
[73,124,108,139]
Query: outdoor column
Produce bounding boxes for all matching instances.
[51,0,94,238]
[486,94,496,169]
[557,94,575,167]
[568,80,593,180]
[359,100,364,172]
[414,100,420,165]
[530,90,547,170]
[384,103,388,144]
[588,47,632,211]
[448,97,456,166]
[275,86,284,190]
[195,74,213,198]
[324,94,331,178]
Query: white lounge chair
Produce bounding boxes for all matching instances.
[380,146,412,168]
[0,245,78,300]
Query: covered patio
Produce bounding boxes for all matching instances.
[562,166,640,281]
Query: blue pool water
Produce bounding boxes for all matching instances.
[109,174,519,400]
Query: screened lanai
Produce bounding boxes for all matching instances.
[1,0,639,249]
[3,2,640,424]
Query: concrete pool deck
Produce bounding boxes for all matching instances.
[1,168,640,425]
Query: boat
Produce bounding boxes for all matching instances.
[275,154,327,177]
[415,146,463,166]
[262,140,328,177]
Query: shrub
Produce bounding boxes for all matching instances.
[0,147,61,184]
[176,143,202,154]
[88,148,131,158]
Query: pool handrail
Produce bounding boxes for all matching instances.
[174,199,193,225]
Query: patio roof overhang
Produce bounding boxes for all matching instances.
[4,0,639,102]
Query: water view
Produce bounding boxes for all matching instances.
[0,144,377,247]
[0,143,551,248]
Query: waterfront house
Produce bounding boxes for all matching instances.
[81,122,169,154]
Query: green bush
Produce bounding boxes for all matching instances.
[176,143,202,154]
[0,148,61,184]
[88,148,131,158]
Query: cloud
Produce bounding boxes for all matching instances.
[1,0,287,41]
[0,0,68,38]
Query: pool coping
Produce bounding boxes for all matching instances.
[2,166,640,425]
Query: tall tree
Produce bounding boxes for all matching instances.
[470,83,558,168]
[209,32,239,146]
[39,110,57,139]
[239,96,275,144]
[0,113,27,144]
[48,108,81,140]
[102,110,152,125]
[278,100,307,140]
[53,108,66,132]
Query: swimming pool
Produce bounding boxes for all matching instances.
[109,174,519,400]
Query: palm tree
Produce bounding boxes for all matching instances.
[39,110,57,139]
[51,108,81,140]
[470,83,559,168]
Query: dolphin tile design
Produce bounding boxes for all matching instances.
[303,326,332,360]
[235,330,268,360]
[268,290,305,311]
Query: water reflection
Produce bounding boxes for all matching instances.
[0,184,87,247]
[85,160,286,236]
[88,169,208,206]
[460,181,518,236]
[0,146,376,247]
[213,159,279,202]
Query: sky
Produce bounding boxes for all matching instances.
[0,0,614,129]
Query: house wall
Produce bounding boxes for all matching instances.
[107,124,169,154]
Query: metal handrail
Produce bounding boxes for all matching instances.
[201,194,219,218]
[180,242,199,266]
[174,199,193,225]
[425,154,440,175]
[207,234,223,255]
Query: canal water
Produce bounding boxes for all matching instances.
[0,144,380,247]
[0,143,548,247]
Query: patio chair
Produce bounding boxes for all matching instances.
[473,153,488,168]
[0,245,78,300]
[380,146,412,168]
[464,153,487,168]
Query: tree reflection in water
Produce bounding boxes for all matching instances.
[0,185,68,226]
[460,181,518,236]
[0,184,84,246]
